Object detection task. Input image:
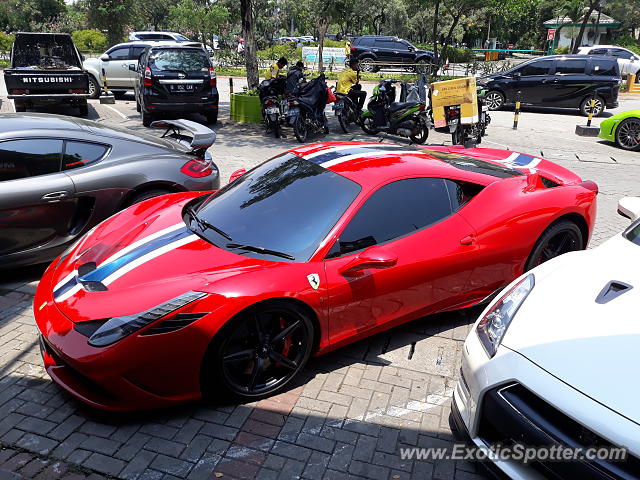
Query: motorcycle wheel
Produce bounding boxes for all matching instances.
[338,106,353,134]
[410,125,429,144]
[451,129,463,145]
[361,117,379,135]
[294,116,308,143]
[271,117,280,139]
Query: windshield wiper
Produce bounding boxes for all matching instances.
[226,243,295,260]
[185,206,232,241]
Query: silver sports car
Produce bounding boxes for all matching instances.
[0,113,219,268]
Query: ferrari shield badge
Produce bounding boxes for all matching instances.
[307,273,320,290]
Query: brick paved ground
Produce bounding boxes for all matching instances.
[0,84,639,479]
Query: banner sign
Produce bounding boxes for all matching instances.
[301,47,347,63]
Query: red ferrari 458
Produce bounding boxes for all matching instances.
[34,142,597,410]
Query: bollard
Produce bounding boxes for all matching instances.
[229,77,234,94]
[512,91,521,130]
[586,98,596,127]
[99,67,115,104]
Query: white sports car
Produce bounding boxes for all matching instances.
[452,196,640,479]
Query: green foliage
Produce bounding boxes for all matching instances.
[72,29,107,52]
[554,45,570,54]
[87,0,135,46]
[168,0,230,43]
[613,34,640,55]
[415,44,474,62]
[257,44,302,63]
[0,33,15,53]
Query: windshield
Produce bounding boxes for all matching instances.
[190,153,361,261]
[624,221,640,246]
[149,49,209,71]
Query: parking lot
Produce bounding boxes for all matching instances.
[0,75,639,480]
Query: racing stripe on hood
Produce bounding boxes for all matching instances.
[54,225,198,302]
[303,144,420,166]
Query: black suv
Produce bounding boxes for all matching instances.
[133,45,219,127]
[350,36,434,73]
[478,55,621,116]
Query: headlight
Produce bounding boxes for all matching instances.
[476,274,534,357]
[88,291,207,347]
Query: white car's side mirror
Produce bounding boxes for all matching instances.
[617,197,640,221]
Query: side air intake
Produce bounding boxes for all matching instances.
[595,281,633,305]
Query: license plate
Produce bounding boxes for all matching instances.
[266,107,279,114]
[170,84,195,92]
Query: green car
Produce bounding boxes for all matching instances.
[599,109,640,151]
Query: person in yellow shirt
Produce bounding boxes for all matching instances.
[265,57,288,80]
[344,41,351,57]
[337,59,366,110]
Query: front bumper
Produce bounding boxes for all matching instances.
[452,328,640,479]
[33,263,211,411]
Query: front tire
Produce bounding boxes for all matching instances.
[202,301,314,401]
[360,116,379,135]
[485,90,504,111]
[88,75,100,99]
[78,101,88,117]
[524,220,583,271]
[359,58,376,73]
[580,96,604,117]
[615,118,640,151]
[205,111,218,125]
[410,121,429,144]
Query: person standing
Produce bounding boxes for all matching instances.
[265,57,288,80]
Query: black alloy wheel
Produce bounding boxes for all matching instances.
[208,301,314,400]
[525,220,583,271]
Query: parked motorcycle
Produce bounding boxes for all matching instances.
[333,84,363,133]
[433,85,491,146]
[257,77,286,138]
[360,78,430,144]
[286,73,331,143]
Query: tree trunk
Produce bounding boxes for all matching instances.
[440,11,462,65]
[432,0,440,61]
[572,3,597,53]
[317,18,329,71]
[240,0,259,88]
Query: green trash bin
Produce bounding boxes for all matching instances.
[230,93,263,123]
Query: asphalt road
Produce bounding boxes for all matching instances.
[0,75,638,480]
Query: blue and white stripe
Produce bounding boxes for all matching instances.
[53,224,198,302]
[495,152,541,171]
[304,144,423,169]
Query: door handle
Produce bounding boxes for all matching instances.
[460,235,475,246]
[41,191,69,202]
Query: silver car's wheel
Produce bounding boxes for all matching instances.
[485,91,504,111]
[616,118,640,151]
[88,76,100,99]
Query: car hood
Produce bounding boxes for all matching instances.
[502,233,640,424]
[51,193,277,322]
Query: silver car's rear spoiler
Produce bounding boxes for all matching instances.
[151,119,216,154]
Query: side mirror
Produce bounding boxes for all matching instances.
[513,71,521,79]
[408,46,414,52]
[228,169,246,183]
[339,246,397,277]
[128,64,136,71]
[617,197,640,221]
[100,53,110,62]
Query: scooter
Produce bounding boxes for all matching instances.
[286,73,331,143]
[360,79,430,144]
[257,77,286,138]
[333,84,363,133]
[438,87,491,146]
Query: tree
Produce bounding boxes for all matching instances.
[168,0,230,45]
[134,0,173,31]
[573,0,599,53]
[87,0,135,46]
[240,0,259,88]
[72,29,108,52]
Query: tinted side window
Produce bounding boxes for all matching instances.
[130,47,145,61]
[589,48,607,55]
[0,139,62,181]
[108,47,130,60]
[329,178,453,257]
[375,40,400,49]
[519,60,553,76]
[610,49,634,59]
[555,59,586,74]
[63,141,109,170]
[445,180,484,211]
[590,59,617,76]
[357,37,374,47]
